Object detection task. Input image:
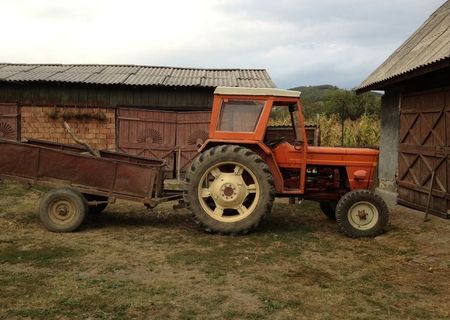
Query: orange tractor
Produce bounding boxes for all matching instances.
[184,87,389,237]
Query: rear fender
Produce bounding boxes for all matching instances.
[199,140,284,192]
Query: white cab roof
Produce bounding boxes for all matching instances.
[214,86,301,98]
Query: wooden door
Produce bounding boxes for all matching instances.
[398,88,449,218]
[447,90,450,217]
[176,112,211,172]
[0,103,19,141]
[118,108,177,176]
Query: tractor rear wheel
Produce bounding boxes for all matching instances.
[335,190,389,238]
[184,145,275,235]
[319,201,337,220]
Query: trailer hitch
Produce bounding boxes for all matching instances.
[145,194,183,209]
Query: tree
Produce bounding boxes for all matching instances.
[322,90,380,120]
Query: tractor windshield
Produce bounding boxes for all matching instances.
[217,99,265,132]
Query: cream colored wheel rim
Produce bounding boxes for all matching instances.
[48,198,77,226]
[348,201,379,230]
[198,162,260,222]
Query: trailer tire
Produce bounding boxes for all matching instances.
[320,201,337,220]
[39,188,88,232]
[335,190,389,238]
[184,145,275,235]
[83,194,108,214]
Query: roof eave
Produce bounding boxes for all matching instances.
[356,57,450,94]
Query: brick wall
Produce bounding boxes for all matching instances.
[21,106,116,150]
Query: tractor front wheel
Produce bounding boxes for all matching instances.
[335,190,389,238]
[184,145,275,235]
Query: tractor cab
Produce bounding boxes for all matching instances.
[209,87,306,150]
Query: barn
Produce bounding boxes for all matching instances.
[0,64,275,177]
[357,1,450,218]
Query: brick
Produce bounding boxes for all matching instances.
[96,133,106,139]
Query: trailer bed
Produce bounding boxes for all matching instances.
[0,139,166,206]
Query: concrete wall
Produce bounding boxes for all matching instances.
[21,106,116,150]
[376,91,400,206]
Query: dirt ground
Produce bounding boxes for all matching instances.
[0,180,449,320]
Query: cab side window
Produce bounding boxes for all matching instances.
[266,105,302,144]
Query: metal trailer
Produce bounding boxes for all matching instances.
[0,138,182,232]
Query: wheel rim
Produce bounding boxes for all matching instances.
[347,201,379,230]
[198,161,260,223]
[48,198,77,226]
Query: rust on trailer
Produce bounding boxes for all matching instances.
[0,139,165,205]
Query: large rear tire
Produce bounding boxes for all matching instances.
[335,190,389,238]
[184,145,275,235]
[39,188,88,232]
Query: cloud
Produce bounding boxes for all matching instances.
[0,0,445,88]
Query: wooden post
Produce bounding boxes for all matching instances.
[341,104,345,146]
[176,146,181,182]
[63,121,100,157]
[424,170,436,222]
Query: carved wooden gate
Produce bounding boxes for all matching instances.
[176,112,211,172]
[118,109,211,177]
[398,88,449,218]
[0,103,19,141]
[118,109,177,176]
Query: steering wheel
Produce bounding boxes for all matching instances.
[266,136,285,148]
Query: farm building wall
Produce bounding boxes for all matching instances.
[0,83,215,177]
[377,67,450,218]
[376,91,400,206]
[21,106,116,150]
[0,83,214,110]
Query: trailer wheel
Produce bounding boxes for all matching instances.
[39,188,88,232]
[83,194,108,214]
[335,190,389,238]
[319,201,337,220]
[184,145,275,235]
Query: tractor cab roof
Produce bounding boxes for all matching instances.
[214,87,301,98]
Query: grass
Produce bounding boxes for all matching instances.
[0,180,449,319]
[0,245,81,267]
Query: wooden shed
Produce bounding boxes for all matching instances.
[0,64,276,177]
[357,1,450,218]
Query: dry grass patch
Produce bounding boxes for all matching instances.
[0,180,449,319]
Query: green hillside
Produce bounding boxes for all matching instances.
[290,85,381,120]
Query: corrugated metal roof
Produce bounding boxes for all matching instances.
[0,63,276,88]
[357,1,450,92]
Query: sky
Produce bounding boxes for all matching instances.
[0,0,445,89]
